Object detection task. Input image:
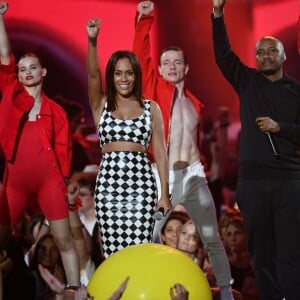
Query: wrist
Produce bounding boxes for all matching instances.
[88,36,97,46]
[212,7,224,18]
[68,198,82,211]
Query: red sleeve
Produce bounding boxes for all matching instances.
[0,54,17,92]
[132,13,158,100]
[54,110,72,178]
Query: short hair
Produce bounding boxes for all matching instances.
[159,46,188,66]
[71,172,97,192]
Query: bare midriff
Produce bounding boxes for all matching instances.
[168,96,200,170]
[101,141,146,154]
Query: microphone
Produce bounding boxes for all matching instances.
[265,131,280,159]
[153,207,164,221]
[153,194,172,221]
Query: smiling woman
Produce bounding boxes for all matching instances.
[86,17,171,258]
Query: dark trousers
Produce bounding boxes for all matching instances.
[236,178,300,300]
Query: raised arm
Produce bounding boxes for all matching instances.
[136,1,154,23]
[0,2,10,65]
[132,1,157,100]
[212,0,226,17]
[86,18,105,125]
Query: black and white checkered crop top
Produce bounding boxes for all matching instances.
[98,100,152,149]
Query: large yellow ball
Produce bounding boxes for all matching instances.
[87,243,212,300]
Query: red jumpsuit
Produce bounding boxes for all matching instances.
[0,55,72,226]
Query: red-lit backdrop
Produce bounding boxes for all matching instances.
[157,0,300,122]
[5,0,157,123]
[5,0,300,123]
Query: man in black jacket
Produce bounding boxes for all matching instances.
[212,1,300,299]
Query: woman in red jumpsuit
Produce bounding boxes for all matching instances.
[0,2,80,288]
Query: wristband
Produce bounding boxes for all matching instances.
[43,219,50,227]
[68,198,82,211]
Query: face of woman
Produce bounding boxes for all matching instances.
[161,219,183,248]
[18,56,46,87]
[113,58,135,98]
[38,237,60,269]
[177,222,199,256]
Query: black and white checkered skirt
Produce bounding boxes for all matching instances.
[95,151,157,257]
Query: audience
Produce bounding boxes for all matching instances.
[71,165,99,236]
[0,235,36,299]
[177,220,242,300]
[218,208,241,244]
[159,211,190,248]
[29,233,66,300]
[67,179,104,286]
[223,216,257,295]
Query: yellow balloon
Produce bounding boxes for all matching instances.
[87,243,212,300]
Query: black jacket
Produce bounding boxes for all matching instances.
[212,14,300,179]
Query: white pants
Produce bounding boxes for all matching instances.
[153,160,232,288]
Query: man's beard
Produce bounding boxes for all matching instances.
[261,65,280,76]
[262,69,277,76]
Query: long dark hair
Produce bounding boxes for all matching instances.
[29,233,66,282]
[105,50,144,112]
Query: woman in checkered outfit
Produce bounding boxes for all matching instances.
[86,18,172,257]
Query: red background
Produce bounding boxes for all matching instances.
[5,0,300,123]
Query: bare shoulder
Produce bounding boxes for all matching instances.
[147,99,161,113]
[93,97,107,125]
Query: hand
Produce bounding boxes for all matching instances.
[74,286,89,300]
[137,1,154,16]
[108,277,129,300]
[0,2,8,15]
[53,264,66,285]
[38,264,64,294]
[0,257,12,276]
[212,0,226,17]
[67,181,80,203]
[39,264,90,300]
[156,195,172,216]
[255,116,280,133]
[170,283,189,300]
[86,18,101,39]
